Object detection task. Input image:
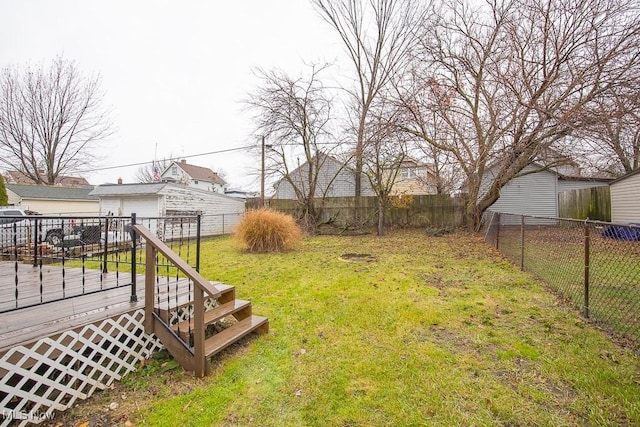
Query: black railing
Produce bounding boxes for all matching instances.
[0,212,235,313]
[481,211,640,351]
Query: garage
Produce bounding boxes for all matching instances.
[90,182,245,237]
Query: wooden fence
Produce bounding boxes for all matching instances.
[256,195,467,230]
[558,186,611,221]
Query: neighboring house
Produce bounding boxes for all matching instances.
[5,184,98,215]
[4,170,90,187]
[481,164,611,223]
[273,153,374,199]
[609,168,640,224]
[392,158,438,196]
[89,182,245,236]
[160,160,227,193]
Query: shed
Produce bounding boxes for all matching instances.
[481,164,610,224]
[6,184,99,215]
[89,182,245,236]
[609,169,640,224]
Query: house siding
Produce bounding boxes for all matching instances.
[275,156,374,199]
[392,176,437,195]
[95,184,245,236]
[6,185,99,215]
[483,166,557,224]
[15,199,98,215]
[611,172,640,224]
[161,186,245,236]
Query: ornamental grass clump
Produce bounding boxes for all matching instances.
[235,208,301,252]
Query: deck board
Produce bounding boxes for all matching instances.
[0,261,194,353]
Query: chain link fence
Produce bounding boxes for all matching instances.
[482,212,640,350]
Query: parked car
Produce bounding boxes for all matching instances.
[0,208,33,249]
[0,208,103,251]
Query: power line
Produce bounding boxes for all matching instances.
[77,145,255,173]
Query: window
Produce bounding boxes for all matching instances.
[401,167,417,179]
[193,180,199,184]
[172,166,177,175]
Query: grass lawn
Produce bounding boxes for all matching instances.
[51,230,640,426]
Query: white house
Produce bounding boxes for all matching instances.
[273,153,374,199]
[609,169,640,224]
[5,184,99,215]
[89,182,244,236]
[160,160,227,193]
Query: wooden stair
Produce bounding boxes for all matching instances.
[204,315,269,357]
[163,282,268,375]
[133,224,268,377]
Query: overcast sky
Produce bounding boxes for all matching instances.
[0,0,345,190]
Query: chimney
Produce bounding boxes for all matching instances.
[180,159,186,164]
[117,177,123,184]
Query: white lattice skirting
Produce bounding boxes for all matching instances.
[0,309,163,427]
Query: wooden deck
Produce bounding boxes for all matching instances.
[0,261,188,353]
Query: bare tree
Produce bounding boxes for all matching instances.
[417,143,462,195]
[577,85,640,176]
[312,0,425,197]
[135,156,175,183]
[398,0,640,229]
[245,64,337,230]
[0,57,112,185]
[361,97,408,235]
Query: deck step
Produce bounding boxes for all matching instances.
[204,315,269,358]
[171,299,252,336]
[157,282,235,312]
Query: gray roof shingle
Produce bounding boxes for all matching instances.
[7,184,98,200]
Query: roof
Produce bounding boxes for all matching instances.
[4,170,90,187]
[90,182,245,203]
[165,161,226,186]
[609,168,640,185]
[558,175,613,183]
[89,183,168,196]
[7,184,98,200]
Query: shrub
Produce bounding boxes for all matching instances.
[235,208,302,252]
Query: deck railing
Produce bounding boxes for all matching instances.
[0,213,224,313]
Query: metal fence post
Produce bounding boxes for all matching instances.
[520,215,525,270]
[130,213,138,303]
[583,221,590,318]
[102,217,109,273]
[196,214,201,273]
[32,217,39,267]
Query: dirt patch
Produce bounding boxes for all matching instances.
[339,253,378,263]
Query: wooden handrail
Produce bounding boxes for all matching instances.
[133,224,217,377]
[132,225,221,298]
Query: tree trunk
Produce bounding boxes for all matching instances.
[377,196,385,236]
